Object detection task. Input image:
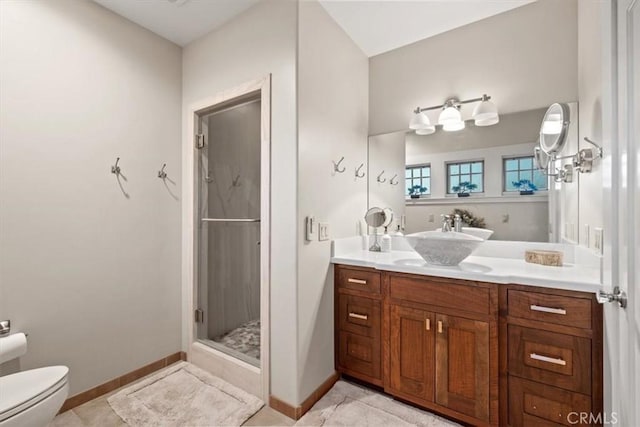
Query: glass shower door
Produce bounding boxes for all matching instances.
[195,98,262,367]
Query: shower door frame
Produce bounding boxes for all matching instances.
[184,75,271,401]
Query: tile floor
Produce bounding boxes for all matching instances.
[48,364,294,427]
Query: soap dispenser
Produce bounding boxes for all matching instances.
[381,226,392,252]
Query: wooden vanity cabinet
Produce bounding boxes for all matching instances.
[334,264,602,426]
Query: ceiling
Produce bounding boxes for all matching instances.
[93,0,535,54]
[92,0,259,46]
[319,0,537,57]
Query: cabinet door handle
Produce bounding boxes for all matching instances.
[347,278,367,285]
[348,312,368,321]
[425,318,430,331]
[437,320,443,333]
[530,305,567,315]
[529,353,567,366]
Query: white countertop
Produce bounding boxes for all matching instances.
[331,238,602,294]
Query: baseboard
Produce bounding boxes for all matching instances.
[269,372,340,420]
[59,351,186,413]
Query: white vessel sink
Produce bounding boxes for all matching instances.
[405,231,484,266]
[432,227,493,240]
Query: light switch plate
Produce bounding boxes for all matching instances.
[305,216,316,242]
[318,223,330,241]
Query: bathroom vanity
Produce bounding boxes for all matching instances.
[333,261,602,426]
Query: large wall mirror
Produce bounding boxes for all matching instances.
[366,0,581,244]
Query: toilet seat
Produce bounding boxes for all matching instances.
[0,366,68,422]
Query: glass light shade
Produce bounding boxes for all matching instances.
[472,99,499,121]
[416,126,436,135]
[475,116,499,127]
[438,106,462,125]
[442,120,465,132]
[409,112,431,130]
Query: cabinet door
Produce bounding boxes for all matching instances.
[435,314,490,421]
[389,304,435,402]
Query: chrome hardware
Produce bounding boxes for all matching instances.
[195,134,205,149]
[573,137,604,173]
[158,163,167,179]
[389,174,399,185]
[530,353,566,366]
[453,214,462,232]
[349,313,368,321]
[347,278,367,285]
[425,318,431,331]
[0,320,10,336]
[597,286,627,309]
[332,156,346,173]
[441,214,452,232]
[437,320,443,334]
[377,171,386,183]
[530,305,567,315]
[201,218,261,223]
[111,157,121,175]
[355,163,365,178]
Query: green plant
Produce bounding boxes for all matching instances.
[450,208,487,229]
[512,179,538,192]
[451,181,478,194]
[408,184,427,196]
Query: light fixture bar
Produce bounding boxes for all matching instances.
[414,94,491,114]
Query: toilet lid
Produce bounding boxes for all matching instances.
[0,366,68,421]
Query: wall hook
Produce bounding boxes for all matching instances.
[158,163,167,179]
[389,174,399,185]
[333,156,346,173]
[111,157,121,175]
[377,170,386,183]
[355,163,365,178]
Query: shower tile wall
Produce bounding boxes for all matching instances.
[203,101,261,342]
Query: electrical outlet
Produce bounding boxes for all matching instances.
[428,214,434,223]
[305,216,316,242]
[584,224,590,247]
[318,223,330,241]
[594,228,604,254]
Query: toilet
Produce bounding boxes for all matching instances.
[0,366,69,427]
[0,330,69,427]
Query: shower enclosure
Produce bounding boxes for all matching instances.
[195,93,263,367]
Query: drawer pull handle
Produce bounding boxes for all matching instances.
[425,318,430,331]
[348,312,368,321]
[437,320,443,334]
[530,304,567,315]
[530,353,567,366]
[347,278,367,285]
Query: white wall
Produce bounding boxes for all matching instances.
[369,0,578,135]
[181,0,298,404]
[297,0,369,402]
[0,0,182,396]
[577,0,605,249]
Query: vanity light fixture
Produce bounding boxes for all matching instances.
[410,94,499,135]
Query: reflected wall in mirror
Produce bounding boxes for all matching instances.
[367,0,582,243]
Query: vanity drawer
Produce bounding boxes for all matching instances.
[338,294,380,338]
[508,290,592,329]
[337,267,381,294]
[389,275,490,315]
[508,325,591,394]
[337,331,381,381]
[508,377,591,426]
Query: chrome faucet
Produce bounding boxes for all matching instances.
[441,214,452,232]
[454,214,462,232]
